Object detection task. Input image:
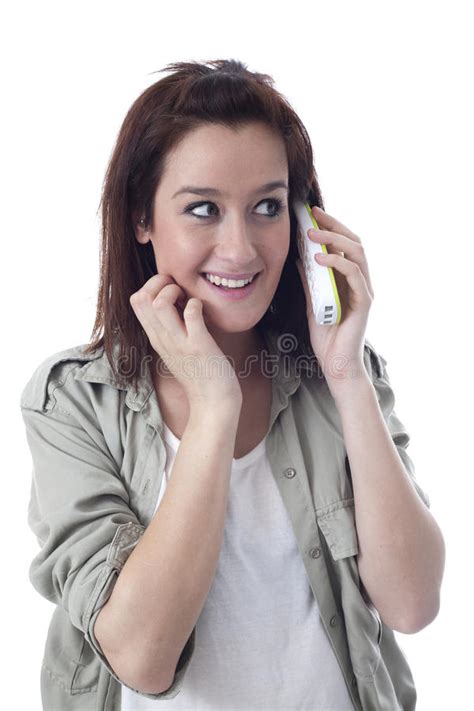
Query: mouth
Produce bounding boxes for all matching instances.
[199,271,262,300]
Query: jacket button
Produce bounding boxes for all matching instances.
[309,547,321,558]
[284,467,296,478]
[330,615,338,627]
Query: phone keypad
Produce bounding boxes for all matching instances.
[298,230,320,309]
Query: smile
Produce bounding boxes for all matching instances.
[200,272,261,301]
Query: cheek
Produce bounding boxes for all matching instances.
[269,234,290,268]
[276,223,291,255]
[154,244,188,276]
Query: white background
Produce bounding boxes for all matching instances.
[3,1,472,708]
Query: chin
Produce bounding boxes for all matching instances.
[203,309,262,332]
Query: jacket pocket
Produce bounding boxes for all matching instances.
[316,498,359,560]
[316,499,383,679]
[42,605,100,693]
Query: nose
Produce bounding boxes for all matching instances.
[216,215,259,264]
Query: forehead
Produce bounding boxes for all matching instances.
[163,122,288,183]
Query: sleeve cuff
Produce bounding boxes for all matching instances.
[82,521,197,699]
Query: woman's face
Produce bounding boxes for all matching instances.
[135,121,290,335]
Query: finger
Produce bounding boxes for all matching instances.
[308,228,358,256]
[130,281,185,350]
[152,284,188,338]
[183,297,205,338]
[309,229,372,296]
[316,253,372,302]
[311,205,361,243]
[141,273,175,295]
[129,274,175,312]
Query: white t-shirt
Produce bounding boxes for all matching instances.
[121,422,354,711]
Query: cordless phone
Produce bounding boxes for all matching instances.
[293,200,342,325]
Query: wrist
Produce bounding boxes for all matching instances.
[325,368,374,404]
[189,398,242,423]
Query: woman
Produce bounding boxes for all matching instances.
[20,58,445,711]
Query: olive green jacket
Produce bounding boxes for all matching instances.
[20,330,430,710]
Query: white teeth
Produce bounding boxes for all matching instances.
[204,273,255,288]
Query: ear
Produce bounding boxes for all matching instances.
[132,212,150,244]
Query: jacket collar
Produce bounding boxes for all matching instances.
[73,329,314,425]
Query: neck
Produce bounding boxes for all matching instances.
[150,327,268,386]
[209,327,266,377]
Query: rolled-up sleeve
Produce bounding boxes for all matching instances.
[21,396,195,699]
[362,341,431,509]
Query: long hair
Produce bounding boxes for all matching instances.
[83,58,326,389]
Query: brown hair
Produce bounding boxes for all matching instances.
[83,58,326,389]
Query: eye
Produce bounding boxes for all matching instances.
[255,198,284,218]
[183,198,285,220]
[184,202,218,219]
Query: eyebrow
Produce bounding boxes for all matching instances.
[172,180,289,199]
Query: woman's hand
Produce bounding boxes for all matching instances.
[130,274,243,408]
[295,205,374,389]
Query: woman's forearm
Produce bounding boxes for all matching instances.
[94,403,241,693]
[331,373,445,633]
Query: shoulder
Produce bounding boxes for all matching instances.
[362,338,388,382]
[19,343,105,413]
[299,338,388,388]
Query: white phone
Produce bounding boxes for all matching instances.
[293,200,342,325]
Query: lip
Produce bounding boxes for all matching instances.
[200,271,260,280]
[200,272,261,300]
